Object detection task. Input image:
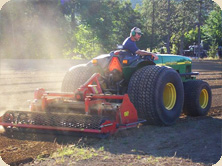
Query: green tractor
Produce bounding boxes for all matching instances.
[61,50,212,126]
[0,49,212,137]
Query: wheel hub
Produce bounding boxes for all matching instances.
[199,89,208,109]
[163,83,176,110]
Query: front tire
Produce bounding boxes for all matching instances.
[183,80,212,116]
[128,65,184,126]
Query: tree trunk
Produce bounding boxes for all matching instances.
[166,0,171,54]
[179,4,186,55]
[197,1,202,58]
[151,0,155,52]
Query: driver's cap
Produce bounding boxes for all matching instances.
[131,27,143,35]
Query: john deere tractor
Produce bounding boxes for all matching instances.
[61,50,212,126]
[0,49,212,137]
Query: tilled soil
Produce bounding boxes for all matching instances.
[0,59,221,166]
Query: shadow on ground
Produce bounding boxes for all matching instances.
[4,115,221,166]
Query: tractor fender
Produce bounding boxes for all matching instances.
[130,59,156,69]
[68,64,87,72]
[122,60,156,81]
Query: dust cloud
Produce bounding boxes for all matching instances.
[0,0,67,59]
[0,59,88,116]
[0,1,84,115]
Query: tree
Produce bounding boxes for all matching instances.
[77,0,142,51]
[166,0,171,54]
[64,24,103,59]
[179,0,215,53]
[0,0,219,59]
[202,6,222,48]
[61,0,142,57]
[141,0,160,51]
[177,0,198,55]
[208,40,218,58]
[142,0,178,53]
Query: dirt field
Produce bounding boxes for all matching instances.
[0,59,221,166]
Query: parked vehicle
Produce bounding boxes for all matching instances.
[183,45,207,58]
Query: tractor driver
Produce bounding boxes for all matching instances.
[122,27,158,60]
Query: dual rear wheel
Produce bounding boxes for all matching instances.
[128,65,212,126]
[128,65,184,125]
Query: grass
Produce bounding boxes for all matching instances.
[34,137,109,164]
[51,145,99,161]
[34,140,210,166]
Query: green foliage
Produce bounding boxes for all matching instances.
[52,145,99,162]
[184,27,199,47]
[76,0,142,52]
[202,6,222,48]
[60,0,143,58]
[0,0,221,59]
[208,40,218,58]
[63,24,103,59]
[171,44,178,55]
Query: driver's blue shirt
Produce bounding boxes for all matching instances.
[122,37,139,55]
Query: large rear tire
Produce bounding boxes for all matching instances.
[128,65,184,125]
[61,64,95,92]
[183,80,212,116]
